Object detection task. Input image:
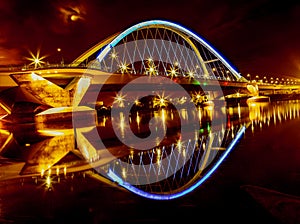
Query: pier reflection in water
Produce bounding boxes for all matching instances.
[88,105,242,199]
[1,102,245,195]
[0,100,299,222]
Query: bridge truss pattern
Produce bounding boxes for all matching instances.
[73,20,246,200]
[73,20,242,82]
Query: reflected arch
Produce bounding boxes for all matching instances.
[73,19,245,200]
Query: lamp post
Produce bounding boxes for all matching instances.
[247,73,251,82]
[57,48,64,66]
[263,76,267,83]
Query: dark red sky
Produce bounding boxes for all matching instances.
[0,0,299,79]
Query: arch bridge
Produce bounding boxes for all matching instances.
[0,20,290,200]
[1,20,255,117]
[71,20,250,104]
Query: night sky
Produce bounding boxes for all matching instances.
[0,0,299,79]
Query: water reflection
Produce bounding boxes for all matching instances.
[247,100,300,133]
[0,100,300,199]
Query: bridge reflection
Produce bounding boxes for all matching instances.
[1,19,300,201]
[0,100,299,199]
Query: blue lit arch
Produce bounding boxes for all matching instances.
[73,19,246,200]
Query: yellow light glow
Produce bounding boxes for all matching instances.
[167,66,178,78]
[153,93,169,108]
[37,107,70,115]
[181,109,188,120]
[98,116,107,127]
[0,101,11,114]
[119,112,126,138]
[186,69,195,79]
[136,113,140,126]
[71,15,80,21]
[37,127,74,137]
[110,50,118,59]
[177,140,182,151]
[122,168,127,178]
[113,92,126,107]
[156,148,162,163]
[118,62,131,74]
[46,176,51,188]
[0,114,8,120]
[41,168,45,177]
[37,130,66,136]
[146,64,157,76]
[0,129,10,135]
[25,49,47,69]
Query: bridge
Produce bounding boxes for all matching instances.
[0,20,299,200]
[1,20,299,116]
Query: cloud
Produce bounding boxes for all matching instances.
[0,47,23,65]
[50,1,87,34]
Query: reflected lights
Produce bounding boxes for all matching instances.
[107,126,246,200]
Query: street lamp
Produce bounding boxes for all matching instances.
[263,76,267,83]
[247,73,251,82]
[57,48,64,66]
[25,49,47,69]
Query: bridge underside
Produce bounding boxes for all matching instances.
[0,68,253,123]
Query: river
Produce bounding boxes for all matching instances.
[0,99,299,224]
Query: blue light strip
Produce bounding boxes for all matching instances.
[96,19,241,79]
[107,125,246,200]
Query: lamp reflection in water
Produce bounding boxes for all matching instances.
[103,116,245,199]
[74,96,246,200]
[0,100,299,198]
[74,98,300,200]
[248,100,300,135]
